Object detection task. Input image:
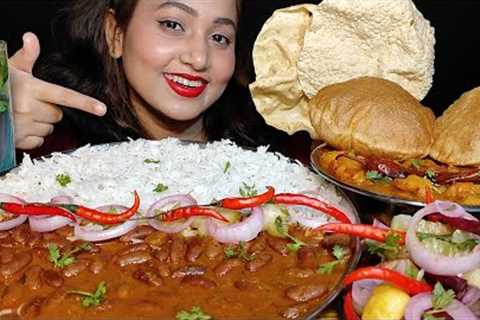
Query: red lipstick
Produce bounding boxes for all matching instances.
[164,73,208,98]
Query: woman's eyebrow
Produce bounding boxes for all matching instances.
[157,1,197,16]
[214,17,237,31]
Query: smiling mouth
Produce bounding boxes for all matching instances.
[164,73,208,98]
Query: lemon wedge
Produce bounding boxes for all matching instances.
[362,284,410,320]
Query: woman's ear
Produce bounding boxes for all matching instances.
[104,9,124,59]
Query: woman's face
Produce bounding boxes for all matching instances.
[110,0,237,132]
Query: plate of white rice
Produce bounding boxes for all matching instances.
[1,138,356,218]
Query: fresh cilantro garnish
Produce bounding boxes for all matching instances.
[425,170,437,182]
[56,173,71,187]
[410,159,423,169]
[366,232,403,261]
[223,241,254,261]
[317,245,348,274]
[0,99,7,113]
[48,243,92,269]
[365,170,392,183]
[223,161,231,173]
[239,182,257,197]
[68,282,107,308]
[432,282,455,310]
[153,183,168,193]
[176,306,212,320]
[405,263,420,279]
[274,216,306,252]
[144,158,160,164]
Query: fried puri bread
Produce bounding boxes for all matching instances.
[309,77,435,160]
[430,86,480,166]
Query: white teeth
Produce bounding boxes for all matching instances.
[165,74,203,88]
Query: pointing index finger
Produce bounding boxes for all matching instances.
[34,78,107,116]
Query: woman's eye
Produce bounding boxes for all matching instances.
[158,20,184,32]
[211,34,231,47]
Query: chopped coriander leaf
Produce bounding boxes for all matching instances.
[365,170,383,181]
[366,232,403,261]
[224,246,236,258]
[153,183,168,193]
[68,282,107,308]
[176,306,212,320]
[317,260,340,274]
[48,243,92,269]
[410,159,423,169]
[332,245,347,260]
[274,216,306,252]
[239,182,257,197]
[223,241,254,261]
[425,170,437,181]
[56,173,71,187]
[223,161,231,173]
[144,158,160,164]
[432,282,455,310]
[0,100,7,113]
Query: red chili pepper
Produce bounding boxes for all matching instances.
[273,193,352,223]
[316,223,406,245]
[343,267,432,296]
[0,202,76,221]
[427,214,480,236]
[424,185,433,204]
[60,191,140,225]
[219,186,275,209]
[158,206,229,223]
[344,289,360,320]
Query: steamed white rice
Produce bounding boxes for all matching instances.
[1,138,353,216]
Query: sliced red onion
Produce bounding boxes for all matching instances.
[0,193,27,231]
[463,286,480,306]
[406,201,480,276]
[373,218,389,230]
[28,195,74,233]
[405,292,477,320]
[288,205,331,228]
[352,279,383,314]
[74,205,137,242]
[207,206,263,244]
[145,194,197,233]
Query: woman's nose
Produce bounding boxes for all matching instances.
[179,35,209,71]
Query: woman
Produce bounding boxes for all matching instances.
[9,0,282,155]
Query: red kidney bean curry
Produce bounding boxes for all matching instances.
[0,224,353,319]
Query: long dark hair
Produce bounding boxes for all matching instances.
[35,0,280,147]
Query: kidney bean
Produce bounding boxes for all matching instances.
[153,244,170,263]
[25,266,43,290]
[41,270,64,288]
[0,252,32,278]
[55,226,74,238]
[170,237,186,265]
[204,239,223,260]
[46,288,68,307]
[245,253,272,272]
[234,278,258,291]
[0,237,15,248]
[1,284,24,307]
[40,237,70,249]
[145,232,169,247]
[18,296,45,319]
[120,225,155,242]
[63,259,90,278]
[322,234,352,247]
[249,236,267,254]
[132,268,163,287]
[186,238,204,262]
[214,259,242,277]
[116,243,150,256]
[297,247,317,269]
[171,265,206,279]
[285,284,327,302]
[89,257,105,274]
[267,236,289,256]
[116,251,152,267]
[0,231,9,240]
[10,225,30,245]
[181,276,217,289]
[282,304,309,320]
[285,267,315,279]
[0,248,14,264]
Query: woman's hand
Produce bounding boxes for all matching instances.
[9,32,107,150]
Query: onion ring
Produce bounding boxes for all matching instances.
[207,206,263,244]
[405,292,477,320]
[406,201,480,276]
[0,193,27,231]
[145,194,197,233]
[352,279,383,314]
[74,205,137,242]
[28,195,74,233]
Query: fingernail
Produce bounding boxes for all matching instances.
[95,103,107,116]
